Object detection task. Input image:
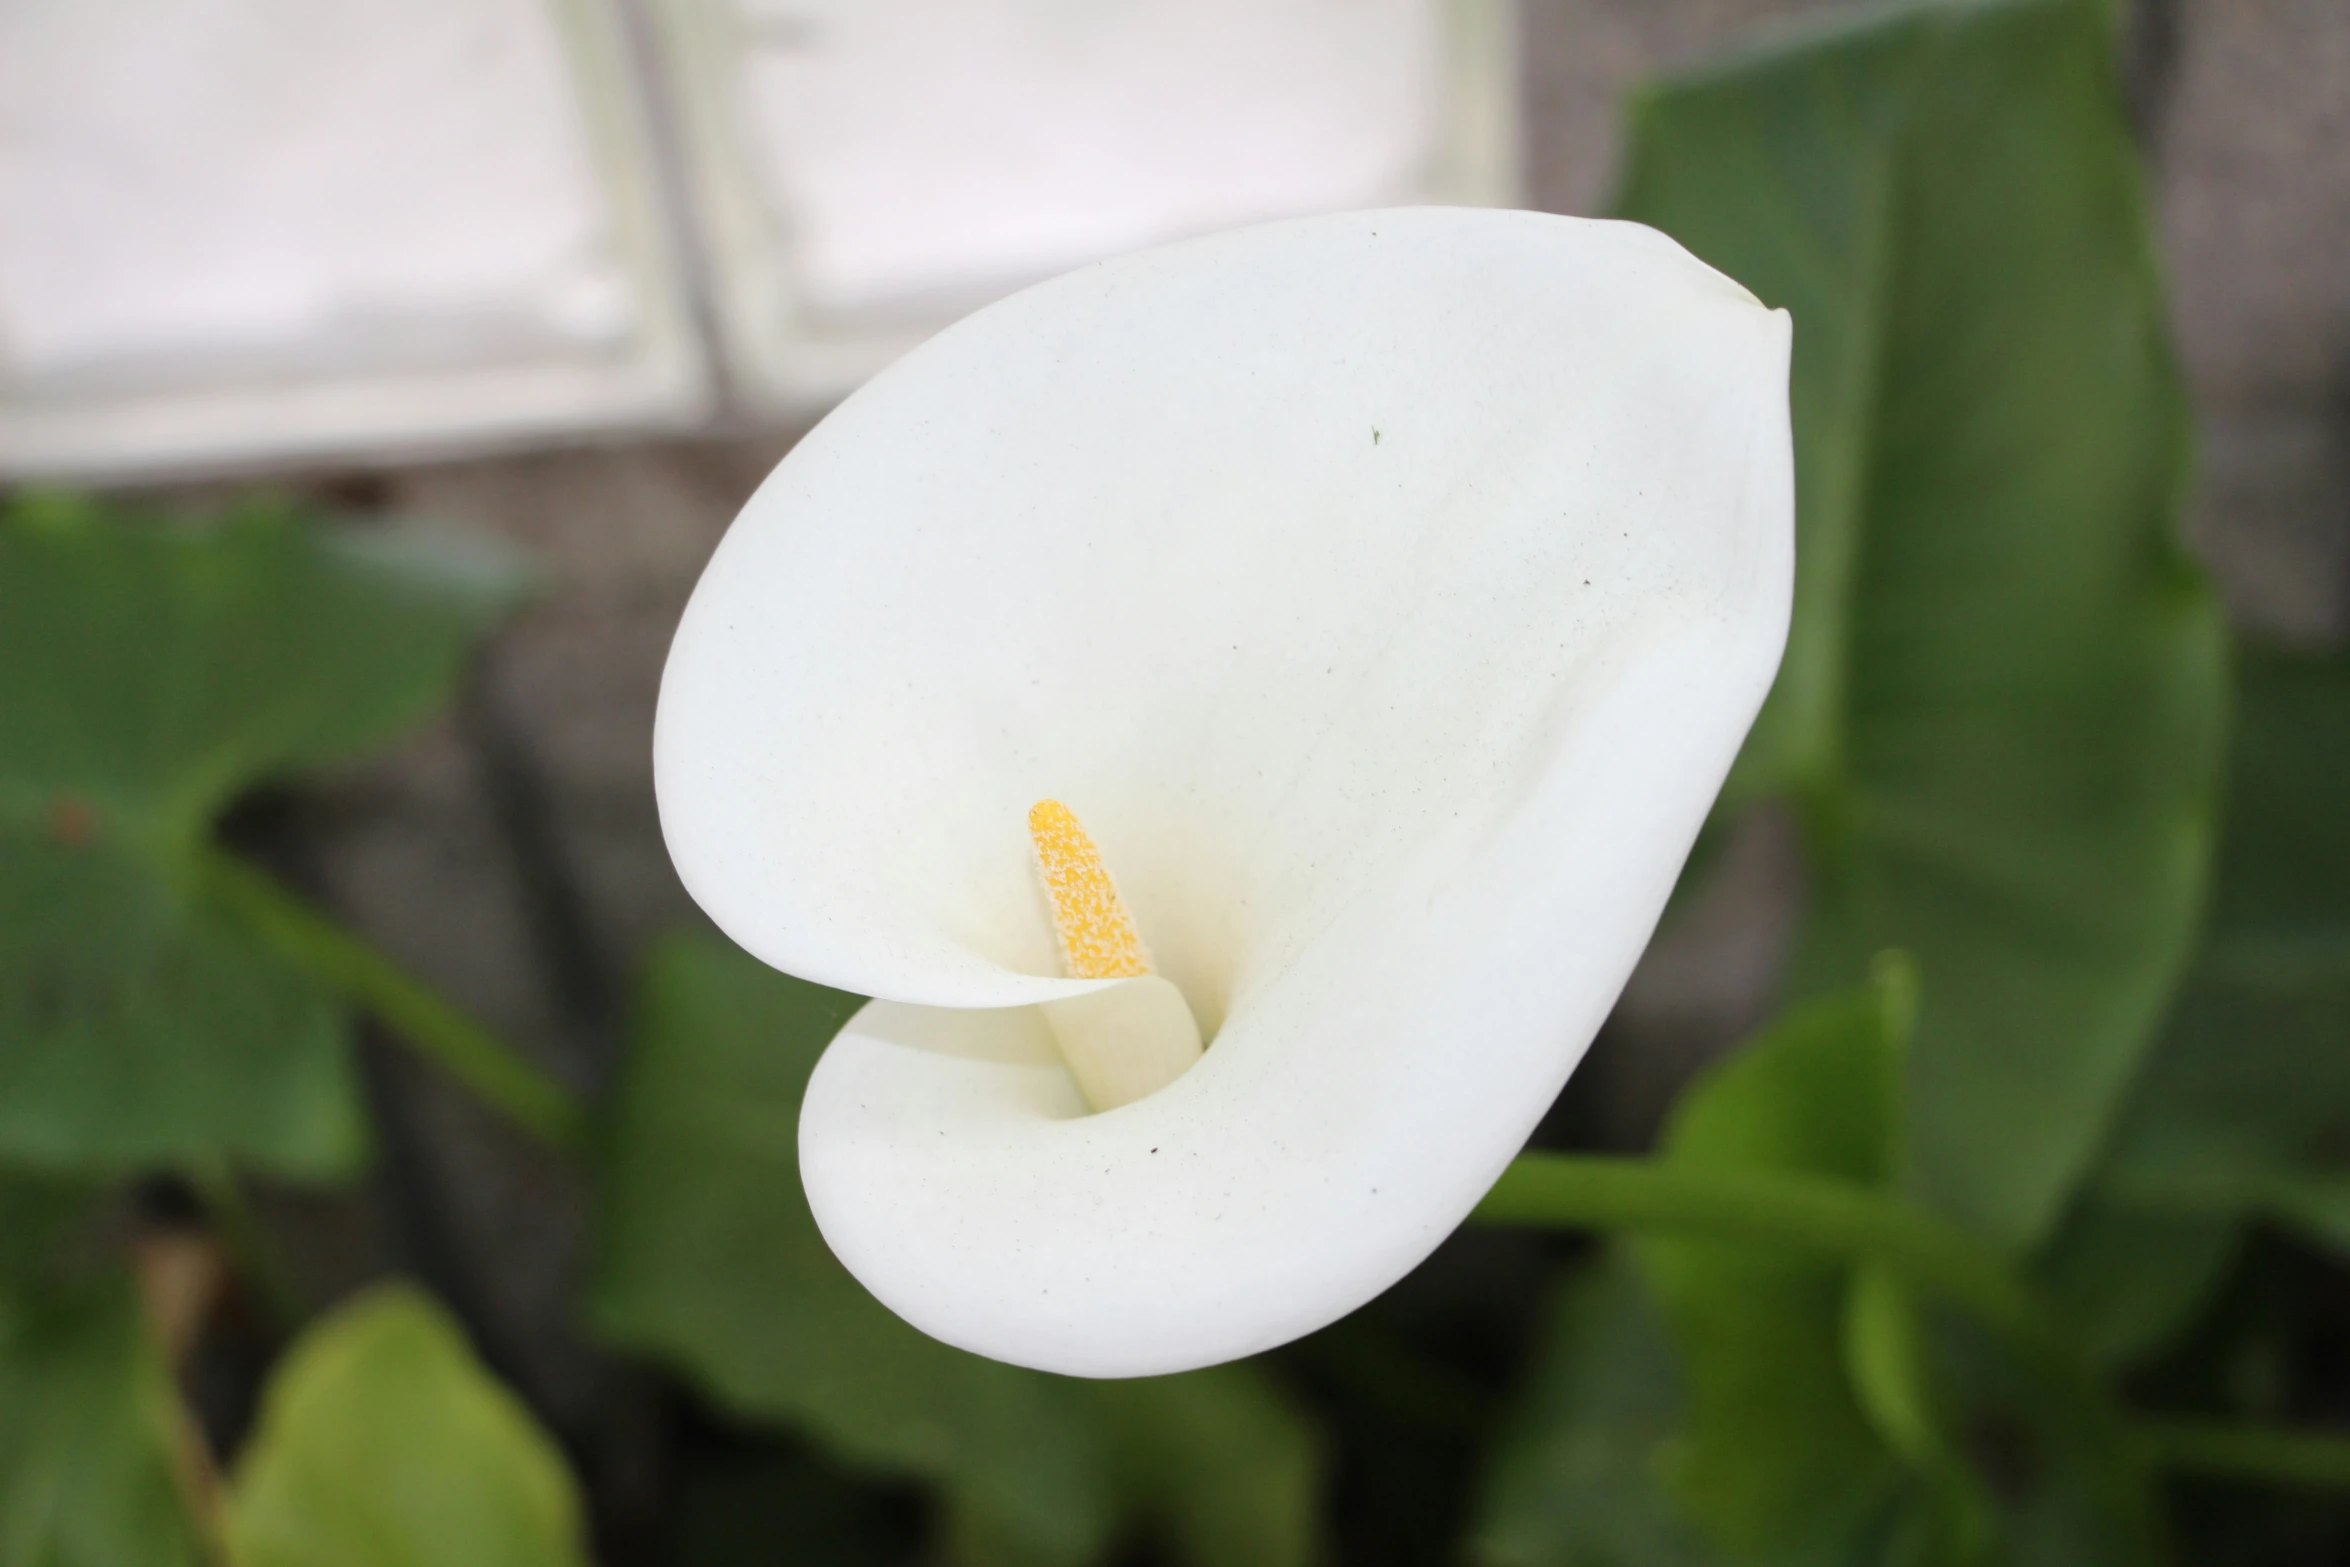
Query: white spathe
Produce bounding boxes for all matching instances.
[655,207,1792,1378]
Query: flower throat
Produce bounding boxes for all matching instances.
[1028,800,1203,1111]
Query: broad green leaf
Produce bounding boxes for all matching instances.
[1915,1317,2153,1567]
[1089,1364,1325,1567]
[590,935,1114,1567]
[225,1284,587,1567]
[2087,644,2350,1249]
[2030,1201,2238,1372]
[1469,1253,1720,1567]
[0,1170,94,1290]
[0,492,520,817]
[1637,974,1911,1555]
[0,493,521,1175]
[0,1280,205,1567]
[1618,0,2226,1245]
[0,831,356,1173]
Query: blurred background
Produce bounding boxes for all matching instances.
[2,2,2347,1564]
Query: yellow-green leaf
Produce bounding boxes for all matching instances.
[226,1286,587,1567]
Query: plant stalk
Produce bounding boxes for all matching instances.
[198,844,589,1155]
[1477,1154,2070,1365]
[2139,1418,2350,1492]
[183,1154,308,1330]
[1475,1153,2164,1549]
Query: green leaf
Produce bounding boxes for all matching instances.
[0,831,357,1173]
[225,1284,587,1567]
[0,1280,206,1567]
[0,492,522,818]
[1469,1253,1721,1567]
[1637,972,1912,1555]
[1841,1267,1993,1562]
[2088,644,2350,1249]
[1088,1365,1325,1567]
[590,935,1114,1567]
[1916,1317,2151,1567]
[1616,966,2147,1565]
[1617,0,2226,1246]
[2030,1201,2239,1372]
[0,494,522,1175]
[0,1170,95,1291]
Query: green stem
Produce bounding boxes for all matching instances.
[198,844,589,1155]
[1474,1153,2163,1550]
[2140,1418,2350,1493]
[183,1154,307,1331]
[1477,1154,2074,1365]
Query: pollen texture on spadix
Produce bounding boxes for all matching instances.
[1028,798,1155,980]
[1027,799,1203,1112]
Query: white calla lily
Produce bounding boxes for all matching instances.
[655,208,1792,1378]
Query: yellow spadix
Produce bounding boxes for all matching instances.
[1028,800,1202,1111]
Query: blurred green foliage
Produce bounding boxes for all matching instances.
[2030,644,2350,1382]
[0,493,523,1176]
[226,1287,588,1567]
[2,0,2347,1563]
[1478,973,2163,1566]
[1471,1254,1711,1567]
[2089,645,2350,1248]
[1639,973,1915,1557]
[0,1282,204,1567]
[1619,0,2227,1249]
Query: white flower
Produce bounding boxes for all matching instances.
[655,208,1792,1378]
